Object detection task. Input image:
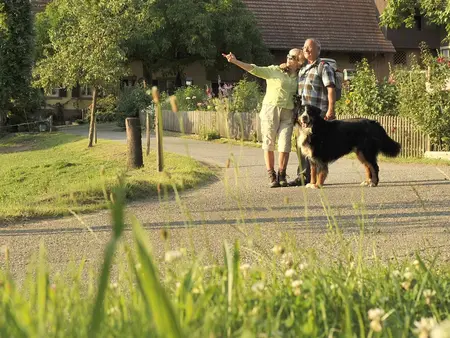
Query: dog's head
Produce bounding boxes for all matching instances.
[298,105,323,128]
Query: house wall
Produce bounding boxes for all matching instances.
[44,90,91,122]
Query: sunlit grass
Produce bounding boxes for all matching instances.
[0,133,215,220]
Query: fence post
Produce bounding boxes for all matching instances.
[125,117,144,169]
[152,87,164,172]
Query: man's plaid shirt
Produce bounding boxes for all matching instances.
[298,58,336,113]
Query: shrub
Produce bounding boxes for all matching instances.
[96,94,117,115]
[199,126,220,140]
[230,78,262,113]
[174,85,207,111]
[336,59,398,116]
[115,86,152,128]
[394,45,450,148]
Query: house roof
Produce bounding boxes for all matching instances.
[242,0,396,53]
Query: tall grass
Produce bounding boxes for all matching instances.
[1,175,450,337]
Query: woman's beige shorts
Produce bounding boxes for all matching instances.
[259,105,293,152]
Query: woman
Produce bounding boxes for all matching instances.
[222,50,304,187]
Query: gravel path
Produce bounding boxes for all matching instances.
[2,124,450,282]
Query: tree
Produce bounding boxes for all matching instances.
[34,0,147,146]
[380,0,450,41]
[127,0,272,85]
[0,0,34,127]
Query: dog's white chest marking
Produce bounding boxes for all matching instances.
[298,128,313,158]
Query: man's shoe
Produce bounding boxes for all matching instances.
[288,175,309,186]
[268,170,280,188]
[278,170,288,187]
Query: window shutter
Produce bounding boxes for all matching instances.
[59,88,67,97]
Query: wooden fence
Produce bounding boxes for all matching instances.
[162,110,437,158]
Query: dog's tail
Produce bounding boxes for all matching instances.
[375,122,401,157]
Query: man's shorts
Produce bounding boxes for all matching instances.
[259,104,294,152]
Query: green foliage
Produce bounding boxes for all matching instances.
[0,0,35,125]
[380,0,450,42]
[230,78,262,113]
[33,0,146,94]
[128,0,272,80]
[115,86,152,127]
[336,59,398,116]
[174,86,207,111]
[394,46,450,146]
[199,126,220,140]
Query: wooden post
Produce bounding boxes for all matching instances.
[146,109,151,156]
[152,86,164,172]
[125,117,144,169]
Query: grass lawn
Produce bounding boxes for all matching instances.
[0,133,215,221]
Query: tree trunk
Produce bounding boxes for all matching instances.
[125,117,143,169]
[88,87,98,147]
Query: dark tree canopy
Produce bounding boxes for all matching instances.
[0,0,34,126]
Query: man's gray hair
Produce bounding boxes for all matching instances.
[306,38,321,55]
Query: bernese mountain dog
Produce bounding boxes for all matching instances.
[297,105,401,188]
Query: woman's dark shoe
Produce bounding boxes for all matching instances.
[278,170,288,187]
[268,170,280,188]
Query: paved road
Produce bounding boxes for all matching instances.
[2,124,450,282]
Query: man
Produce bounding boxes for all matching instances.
[289,38,336,186]
[223,49,303,187]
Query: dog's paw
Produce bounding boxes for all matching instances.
[306,183,319,189]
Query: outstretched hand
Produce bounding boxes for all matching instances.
[222,52,236,63]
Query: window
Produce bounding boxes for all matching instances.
[349,53,363,65]
[394,51,407,65]
[80,85,93,97]
[441,47,450,58]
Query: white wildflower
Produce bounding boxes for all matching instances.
[413,260,420,269]
[271,245,285,255]
[423,289,437,305]
[291,280,303,288]
[186,97,191,100]
[392,270,401,278]
[368,308,385,321]
[251,281,265,294]
[107,306,119,315]
[240,263,251,272]
[240,263,251,278]
[368,308,385,333]
[281,252,294,268]
[431,319,450,338]
[109,282,118,290]
[164,250,183,263]
[192,96,196,99]
[414,317,437,338]
[404,271,414,281]
[299,262,309,270]
[293,287,301,296]
[285,269,296,278]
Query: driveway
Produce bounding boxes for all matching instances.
[2,123,450,282]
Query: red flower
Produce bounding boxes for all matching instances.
[437,57,444,63]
